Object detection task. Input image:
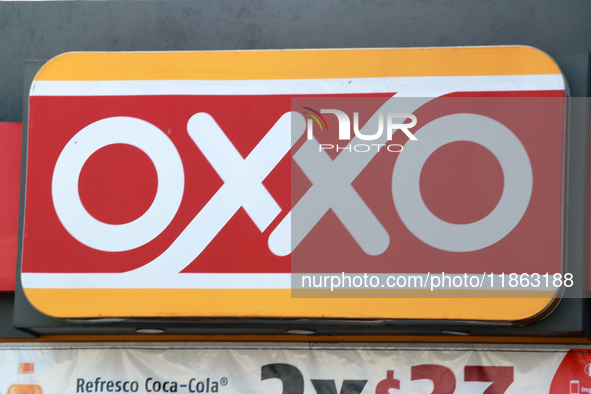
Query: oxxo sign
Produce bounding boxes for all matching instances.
[21,48,567,321]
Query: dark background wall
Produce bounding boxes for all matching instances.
[1,0,591,122]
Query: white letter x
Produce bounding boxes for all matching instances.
[131,111,305,277]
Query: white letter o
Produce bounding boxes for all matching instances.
[392,114,532,252]
[52,117,184,252]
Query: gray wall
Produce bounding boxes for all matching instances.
[1,0,591,122]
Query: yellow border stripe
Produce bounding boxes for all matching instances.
[35,47,561,81]
[25,288,554,322]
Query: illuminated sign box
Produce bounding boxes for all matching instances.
[21,47,567,322]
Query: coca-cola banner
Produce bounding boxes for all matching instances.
[0,344,589,394]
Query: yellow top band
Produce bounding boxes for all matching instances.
[34,47,562,81]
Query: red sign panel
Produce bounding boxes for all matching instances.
[21,48,567,320]
[0,122,21,291]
